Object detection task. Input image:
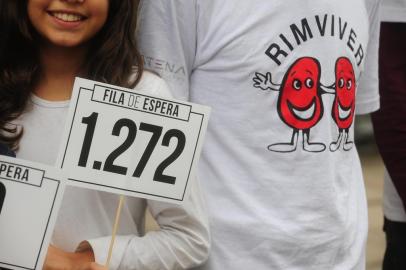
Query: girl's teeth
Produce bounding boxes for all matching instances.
[53,13,82,22]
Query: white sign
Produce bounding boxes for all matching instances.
[0,156,66,270]
[57,78,210,203]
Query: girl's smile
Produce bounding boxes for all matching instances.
[49,11,86,22]
[48,10,87,28]
[28,0,108,48]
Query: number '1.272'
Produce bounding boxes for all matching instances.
[78,112,186,184]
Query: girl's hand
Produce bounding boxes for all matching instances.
[43,245,107,270]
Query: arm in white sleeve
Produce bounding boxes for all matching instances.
[86,79,210,269]
[356,0,382,114]
[87,180,210,270]
[137,0,198,101]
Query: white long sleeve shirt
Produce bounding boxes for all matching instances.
[15,72,210,270]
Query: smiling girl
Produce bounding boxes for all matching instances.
[0,1,209,269]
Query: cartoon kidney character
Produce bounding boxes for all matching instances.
[253,57,325,152]
[330,57,356,151]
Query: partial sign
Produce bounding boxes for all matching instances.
[57,78,210,203]
[0,156,66,270]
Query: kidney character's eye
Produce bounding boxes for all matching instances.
[293,79,302,90]
[347,79,352,90]
[305,78,314,89]
[338,78,345,88]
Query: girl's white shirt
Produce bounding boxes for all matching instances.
[15,72,210,270]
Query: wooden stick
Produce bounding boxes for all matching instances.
[105,195,125,268]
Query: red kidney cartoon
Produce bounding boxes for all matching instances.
[253,57,325,152]
[330,57,356,151]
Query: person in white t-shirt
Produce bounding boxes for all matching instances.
[138,0,381,269]
[0,1,209,269]
[371,0,406,269]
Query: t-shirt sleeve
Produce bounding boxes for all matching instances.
[86,180,210,270]
[356,0,382,114]
[137,0,198,101]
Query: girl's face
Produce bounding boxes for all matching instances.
[28,0,109,48]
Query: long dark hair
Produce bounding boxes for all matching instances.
[0,0,144,150]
